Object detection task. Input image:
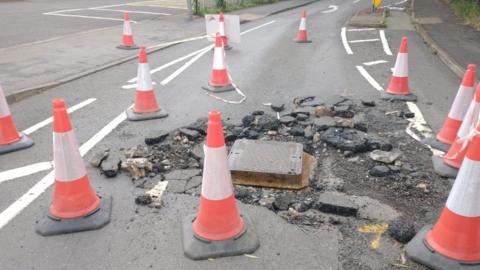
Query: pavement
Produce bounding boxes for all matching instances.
[412,0,480,78]
[0,0,472,269]
[0,0,318,103]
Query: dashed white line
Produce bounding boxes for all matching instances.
[322,5,339,13]
[349,38,381,43]
[43,12,137,23]
[347,28,376,32]
[0,162,53,184]
[405,102,444,155]
[356,66,384,91]
[240,20,276,35]
[90,8,171,16]
[395,0,408,5]
[353,0,361,3]
[363,60,388,66]
[22,98,96,135]
[379,30,393,56]
[341,27,353,55]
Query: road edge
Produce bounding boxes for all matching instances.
[410,0,464,79]
[6,0,319,104]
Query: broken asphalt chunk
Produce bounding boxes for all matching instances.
[314,192,359,217]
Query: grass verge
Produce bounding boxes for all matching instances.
[445,0,480,30]
[193,0,278,16]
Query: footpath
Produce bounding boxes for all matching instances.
[0,0,317,103]
[412,0,480,79]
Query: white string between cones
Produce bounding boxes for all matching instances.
[444,102,480,160]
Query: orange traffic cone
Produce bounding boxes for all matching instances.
[182,111,259,260]
[202,33,235,93]
[295,10,311,43]
[36,99,111,236]
[0,84,33,154]
[424,65,476,152]
[381,37,417,101]
[218,12,232,50]
[117,12,138,50]
[432,82,480,178]
[126,46,168,121]
[407,129,480,269]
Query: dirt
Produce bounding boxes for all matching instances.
[95,95,451,270]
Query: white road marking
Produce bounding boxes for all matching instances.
[147,35,207,50]
[341,27,353,55]
[405,102,444,155]
[22,98,96,135]
[379,30,393,56]
[160,45,213,86]
[363,60,388,66]
[43,12,137,23]
[88,3,127,9]
[395,0,408,5]
[356,66,384,91]
[347,28,376,32]
[90,8,171,16]
[0,108,127,230]
[353,0,361,3]
[322,5,339,13]
[388,7,405,10]
[240,20,276,35]
[349,38,381,43]
[0,162,53,184]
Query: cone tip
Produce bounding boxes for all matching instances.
[206,111,225,148]
[399,37,408,53]
[468,64,477,72]
[53,99,66,110]
[53,98,72,133]
[302,10,307,17]
[124,12,129,20]
[139,46,147,63]
[209,111,221,122]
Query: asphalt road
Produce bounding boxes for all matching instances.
[0,0,462,268]
[0,0,186,48]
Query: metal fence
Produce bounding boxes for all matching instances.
[192,0,276,10]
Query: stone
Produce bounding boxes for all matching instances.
[189,144,204,162]
[144,131,169,145]
[333,105,354,118]
[252,110,264,116]
[291,199,314,213]
[273,194,295,211]
[334,117,354,128]
[353,113,368,132]
[164,169,201,181]
[304,126,313,140]
[242,115,255,127]
[255,115,280,130]
[90,149,109,168]
[314,106,334,117]
[121,158,153,179]
[351,196,400,222]
[259,197,275,210]
[313,116,336,131]
[361,100,375,107]
[369,150,401,164]
[388,165,401,173]
[135,194,152,205]
[291,107,313,117]
[185,117,208,135]
[179,128,200,140]
[369,165,391,177]
[125,146,148,158]
[416,183,429,193]
[366,137,392,151]
[388,218,416,243]
[318,177,345,191]
[271,103,285,112]
[314,192,358,217]
[280,116,296,125]
[234,186,250,199]
[321,128,369,153]
[313,132,321,143]
[100,152,121,178]
[224,131,237,142]
[295,113,309,121]
[245,130,260,139]
[289,126,305,136]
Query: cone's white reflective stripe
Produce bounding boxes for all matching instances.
[53,130,87,182]
[123,21,132,35]
[392,53,408,77]
[299,18,306,31]
[0,85,11,118]
[136,63,153,91]
[446,157,480,217]
[448,85,475,120]
[219,22,226,36]
[212,47,226,70]
[457,101,479,138]
[201,145,233,200]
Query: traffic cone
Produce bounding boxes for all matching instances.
[117,12,139,50]
[182,111,259,260]
[126,46,168,121]
[424,65,476,152]
[36,99,111,236]
[295,10,311,43]
[218,12,232,50]
[201,33,235,93]
[0,84,33,155]
[432,82,480,178]
[381,37,417,101]
[406,130,480,269]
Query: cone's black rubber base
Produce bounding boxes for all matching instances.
[182,214,260,260]
[406,225,480,270]
[422,136,451,153]
[126,108,168,122]
[381,91,417,101]
[202,84,235,93]
[116,44,139,50]
[36,195,112,236]
[224,45,233,50]
[0,133,34,155]
[432,155,458,178]
[294,39,312,43]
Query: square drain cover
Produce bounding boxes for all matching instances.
[228,139,312,189]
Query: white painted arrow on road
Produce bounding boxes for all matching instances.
[322,5,338,13]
